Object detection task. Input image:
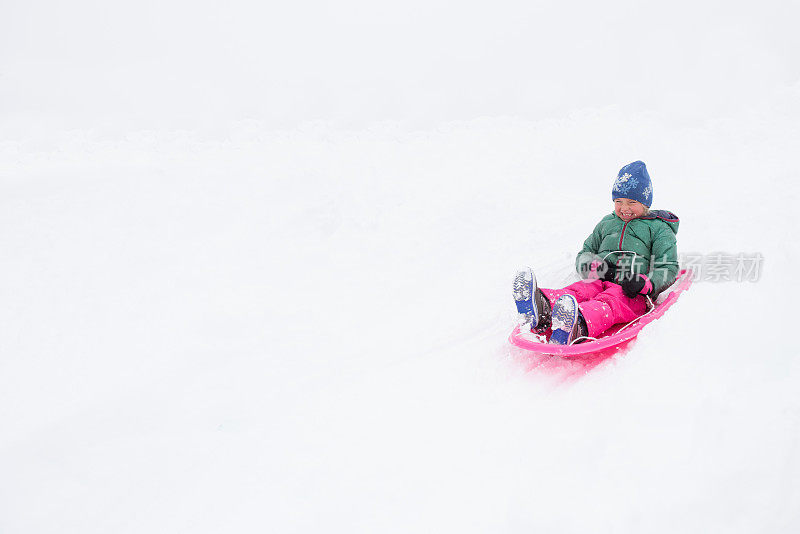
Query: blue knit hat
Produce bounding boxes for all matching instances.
[612,160,653,207]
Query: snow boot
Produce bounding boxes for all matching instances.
[549,294,588,345]
[513,267,552,332]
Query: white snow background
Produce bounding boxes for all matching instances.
[1,1,799,532]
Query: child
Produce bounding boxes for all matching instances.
[514,160,679,345]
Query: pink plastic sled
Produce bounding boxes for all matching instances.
[509,269,693,359]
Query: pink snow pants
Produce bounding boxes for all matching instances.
[541,280,648,338]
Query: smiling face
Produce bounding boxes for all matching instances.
[614,198,647,221]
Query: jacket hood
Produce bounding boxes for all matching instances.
[640,209,679,234]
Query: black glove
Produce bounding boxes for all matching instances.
[599,260,617,282]
[618,274,651,298]
[580,259,617,281]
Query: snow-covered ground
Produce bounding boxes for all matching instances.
[1,1,799,532]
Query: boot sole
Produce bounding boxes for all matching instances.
[513,268,539,327]
[549,294,578,345]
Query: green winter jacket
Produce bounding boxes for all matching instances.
[575,210,680,297]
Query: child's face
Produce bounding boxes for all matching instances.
[614,198,646,221]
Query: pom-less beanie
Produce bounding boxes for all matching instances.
[612,160,653,207]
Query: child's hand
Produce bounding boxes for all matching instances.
[588,260,616,281]
[581,259,617,281]
[619,274,653,298]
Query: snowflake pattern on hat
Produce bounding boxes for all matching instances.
[613,172,639,195]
